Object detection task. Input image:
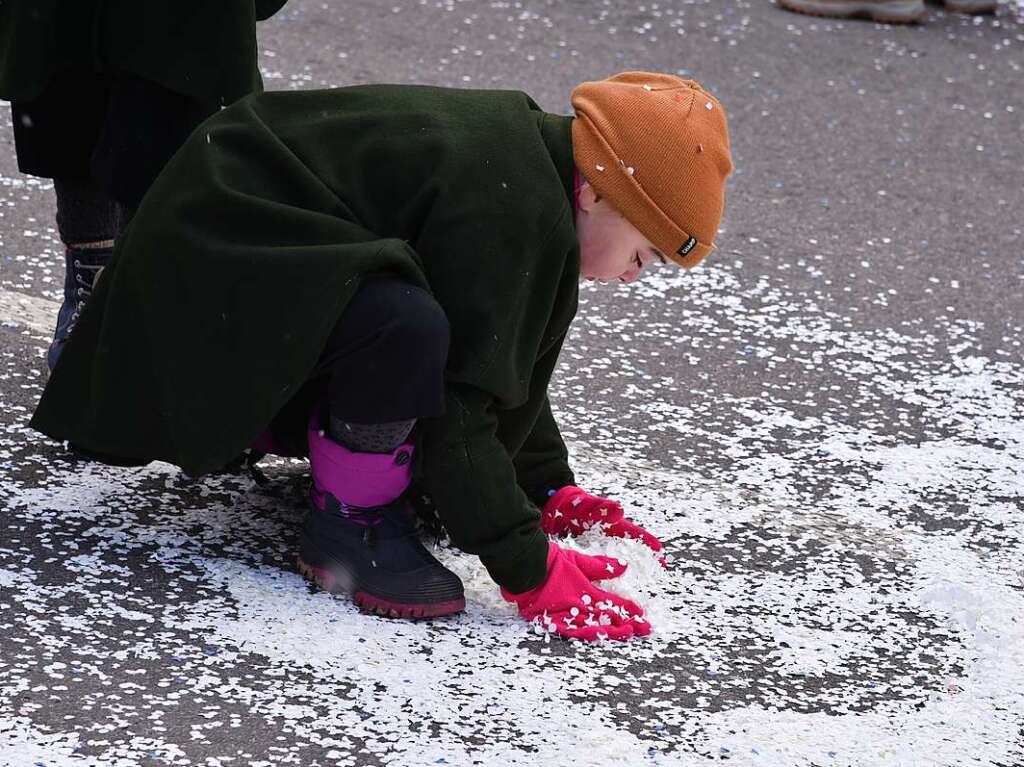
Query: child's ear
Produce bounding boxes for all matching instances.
[576,182,600,212]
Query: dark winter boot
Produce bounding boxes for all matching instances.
[47,245,112,371]
[298,408,465,618]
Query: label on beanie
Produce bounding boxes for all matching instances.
[676,236,698,257]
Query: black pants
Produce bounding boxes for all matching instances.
[257,277,452,458]
[313,277,449,424]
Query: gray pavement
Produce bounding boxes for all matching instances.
[1,1,1023,765]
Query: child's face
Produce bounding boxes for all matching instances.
[575,183,667,283]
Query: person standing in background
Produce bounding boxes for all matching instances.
[776,0,996,23]
[0,0,289,370]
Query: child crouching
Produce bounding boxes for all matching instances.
[32,72,732,641]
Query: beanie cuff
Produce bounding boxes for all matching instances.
[573,115,713,269]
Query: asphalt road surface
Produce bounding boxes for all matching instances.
[1,1,1022,765]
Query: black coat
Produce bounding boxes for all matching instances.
[0,0,288,103]
[32,85,581,592]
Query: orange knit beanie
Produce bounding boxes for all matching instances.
[571,72,733,268]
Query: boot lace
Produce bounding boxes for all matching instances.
[67,260,105,330]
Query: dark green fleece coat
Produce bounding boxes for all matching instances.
[30,85,581,593]
[0,0,287,104]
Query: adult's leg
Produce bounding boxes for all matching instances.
[45,177,123,371]
[53,177,124,245]
[9,72,125,370]
[91,74,220,215]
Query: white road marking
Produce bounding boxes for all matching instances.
[0,288,58,339]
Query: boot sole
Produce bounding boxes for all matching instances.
[777,0,926,22]
[297,555,466,619]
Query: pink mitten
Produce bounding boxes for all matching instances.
[541,485,663,555]
[501,541,651,641]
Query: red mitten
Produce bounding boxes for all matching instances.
[541,485,663,555]
[501,541,651,641]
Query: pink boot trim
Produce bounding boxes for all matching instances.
[308,405,414,509]
[354,591,466,619]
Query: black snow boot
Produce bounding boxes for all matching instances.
[299,409,465,618]
[297,496,466,618]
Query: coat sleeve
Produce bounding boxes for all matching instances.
[508,330,575,507]
[419,383,550,594]
[512,394,575,509]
